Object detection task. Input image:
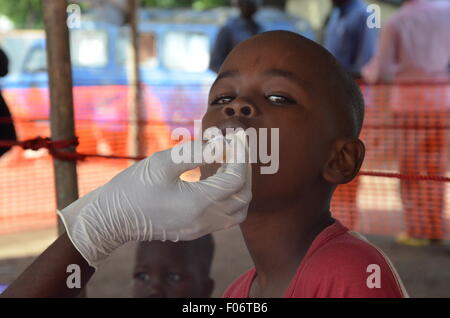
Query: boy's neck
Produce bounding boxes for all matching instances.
[240,193,334,297]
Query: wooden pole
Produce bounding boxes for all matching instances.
[127,0,144,160]
[42,0,79,235]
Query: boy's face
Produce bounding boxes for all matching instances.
[201,36,338,206]
[133,242,213,298]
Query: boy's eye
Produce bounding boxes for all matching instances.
[167,272,183,283]
[211,95,234,105]
[134,272,150,282]
[267,94,295,105]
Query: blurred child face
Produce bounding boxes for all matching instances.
[201,34,338,207]
[133,242,213,298]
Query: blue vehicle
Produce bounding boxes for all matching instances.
[0,8,315,155]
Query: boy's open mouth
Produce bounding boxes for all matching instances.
[217,119,248,136]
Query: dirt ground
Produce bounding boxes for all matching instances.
[0,226,449,298]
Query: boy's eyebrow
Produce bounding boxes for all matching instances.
[216,70,239,81]
[212,69,311,88]
[263,69,310,87]
[211,70,240,88]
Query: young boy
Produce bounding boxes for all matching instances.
[2,30,407,299]
[132,235,215,298]
[201,30,408,298]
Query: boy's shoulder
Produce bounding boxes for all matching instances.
[303,224,393,272]
[223,220,408,298]
[222,267,256,298]
[290,221,408,298]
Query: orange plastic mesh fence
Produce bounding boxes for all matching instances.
[0,83,449,238]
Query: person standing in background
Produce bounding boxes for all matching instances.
[0,47,16,158]
[323,0,377,230]
[209,0,262,73]
[323,0,378,77]
[362,0,450,246]
[85,0,129,26]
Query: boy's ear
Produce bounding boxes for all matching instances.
[322,138,365,184]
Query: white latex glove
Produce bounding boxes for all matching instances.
[58,133,251,269]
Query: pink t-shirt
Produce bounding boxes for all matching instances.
[362,0,450,84]
[223,220,408,298]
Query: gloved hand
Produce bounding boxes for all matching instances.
[58,132,251,269]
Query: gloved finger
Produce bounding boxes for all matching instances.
[207,166,252,215]
[163,128,248,180]
[215,161,252,212]
[196,150,252,203]
[160,137,238,181]
[204,203,248,230]
[192,161,248,202]
[175,210,242,241]
[160,140,207,181]
[226,206,248,224]
[175,227,209,242]
[217,130,250,176]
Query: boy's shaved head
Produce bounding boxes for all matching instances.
[223,31,365,138]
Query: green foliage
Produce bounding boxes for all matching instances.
[192,0,227,10]
[0,0,44,29]
[0,0,228,29]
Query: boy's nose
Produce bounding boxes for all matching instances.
[144,279,166,298]
[222,101,256,118]
[145,284,165,298]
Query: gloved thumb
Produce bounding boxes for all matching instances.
[160,140,205,181]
